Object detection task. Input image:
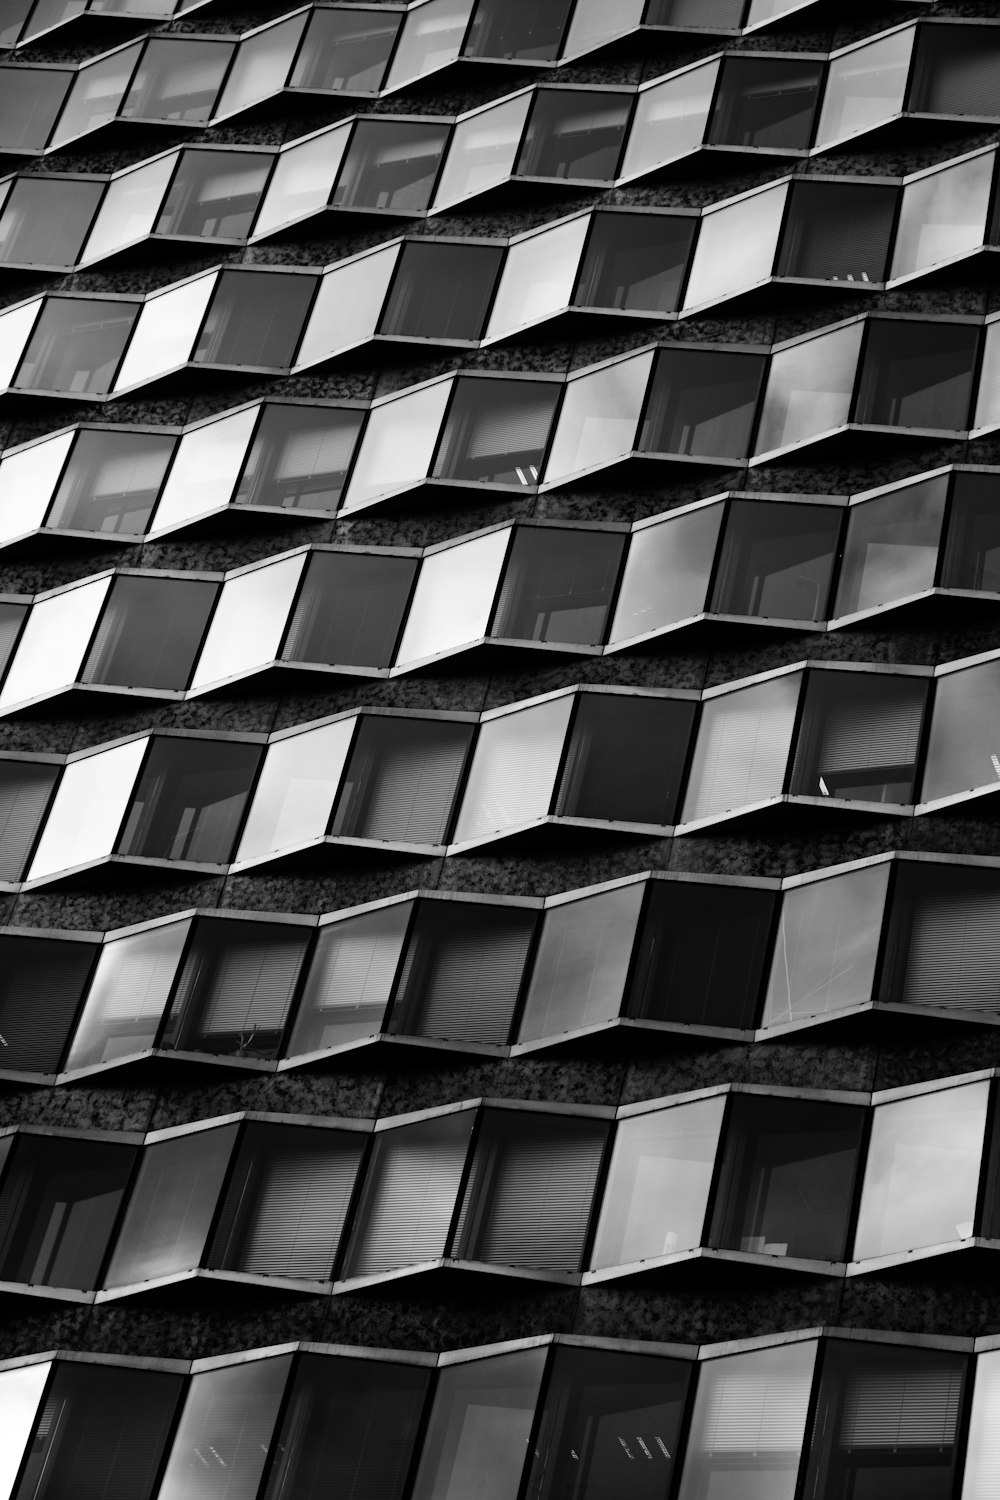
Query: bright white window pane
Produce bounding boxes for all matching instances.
[80,154,176,263]
[592,1096,726,1268]
[544,351,651,482]
[683,673,800,823]
[684,184,786,309]
[290,903,410,1053]
[295,244,399,367]
[0,1361,51,1500]
[113,272,216,391]
[342,380,452,511]
[254,125,351,236]
[754,322,864,456]
[854,1081,989,1261]
[454,694,574,843]
[609,506,722,642]
[975,321,1000,430]
[65,919,191,1069]
[152,406,258,532]
[962,1348,1000,1499]
[190,553,305,689]
[28,738,148,881]
[0,430,75,545]
[564,0,645,55]
[385,0,475,90]
[0,301,42,391]
[486,216,588,338]
[50,44,139,147]
[0,575,111,709]
[236,718,354,860]
[816,29,914,147]
[157,1357,291,1500]
[397,529,509,664]
[620,60,719,179]
[921,660,1000,803]
[216,13,306,116]
[891,153,993,279]
[434,94,532,207]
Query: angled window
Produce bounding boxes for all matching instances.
[154,149,272,239]
[816,29,912,146]
[464,0,571,59]
[610,505,722,641]
[282,550,416,668]
[574,211,695,313]
[880,863,1000,1019]
[331,717,472,845]
[46,429,175,535]
[922,658,1000,802]
[434,377,559,485]
[492,525,623,645]
[940,471,1000,591]
[193,271,316,368]
[157,1356,292,1500]
[331,120,450,212]
[290,9,400,91]
[0,177,103,267]
[117,737,261,864]
[50,47,140,148]
[233,404,363,511]
[646,0,746,23]
[519,882,644,1042]
[0,761,59,881]
[14,298,138,394]
[639,347,766,460]
[64,920,189,1072]
[835,477,947,617]
[892,152,993,279]
[777,181,896,283]
[0,936,95,1074]
[908,23,1000,116]
[789,670,928,803]
[708,57,822,149]
[682,673,800,823]
[82,573,218,690]
[516,90,631,180]
[379,241,503,340]
[454,695,573,844]
[754,322,863,455]
[853,321,979,430]
[410,1349,547,1500]
[557,693,694,824]
[120,38,231,122]
[711,500,840,621]
[0,68,70,151]
[288,903,411,1054]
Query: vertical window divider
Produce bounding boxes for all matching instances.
[443,1104,484,1260]
[782,667,812,797]
[0,597,31,698]
[737,344,770,468]
[199,37,242,127]
[387,547,425,670]
[282,11,313,93]
[37,427,85,532]
[331,1120,381,1282]
[226,400,269,512]
[899,19,924,118]
[503,905,543,1047]
[456,0,483,62]
[380,6,414,92]
[793,1336,830,1500]
[151,912,202,1051]
[246,148,282,240]
[566,208,600,308]
[481,523,517,640]
[509,89,539,179]
[702,495,733,616]
[92,1135,146,1292]
[618,875,655,1023]
[255,1349,301,1493]
[536,378,569,489]
[148,147,186,241]
[548,688,583,818]
[73,571,121,690]
[285,270,326,371]
[437,714,479,847]
[698,1087,734,1254]
[7,297,45,391]
[326,119,360,209]
[594,522,632,647]
[846,315,872,426]
[553,0,580,60]
[982,145,1000,247]
[674,691,705,825]
[16,759,65,885]
[219,737,272,865]
[371,235,408,340]
[910,672,937,806]
[199,1117,253,1272]
[335,397,373,516]
[823,503,851,624]
[972,1075,1000,1241]
[608,92,641,182]
[951,1345,980,1500]
[7,1358,60,1500]
[272,547,314,665]
[276,919,321,1062]
[751,878,786,1032]
[179,575,224,691]
[512,1342,558,1500]
[842,1101,875,1267]
[674,209,703,312]
[109,36,151,129]
[933,469,959,590]
[967,320,990,435]
[53,942,102,1078]
[422,118,458,214]
[881,179,906,286]
[577,1115,616,1274]
[377,896,423,1037]
[476,234,516,339]
[323,713,364,837]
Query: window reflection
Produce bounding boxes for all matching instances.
[517,90,631,180]
[82,574,217,690]
[835,477,947,616]
[64,920,190,1070]
[777,181,895,283]
[330,717,471,844]
[379,241,503,340]
[332,120,450,212]
[155,149,271,239]
[289,904,410,1054]
[790,670,928,803]
[120,37,230,122]
[157,1357,291,1500]
[891,153,993,278]
[712,500,840,621]
[609,506,722,641]
[291,9,400,91]
[854,321,979,430]
[518,882,645,1042]
[574,211,695,312]
[46,430,174,535]
[434,377,559,485]
[193,271,316,367]
[708,57,822,149]
[117,737,260,864]
[640,348,765,459]
[0,177,103,267]
[492,526,624,645]
[754,322,863,455]
[464,0,571,59]
[817,29,912,145]
[941,471,1000,591]
[14,299,138,395]
[410,1350,546,1500]
[233,404,363,511]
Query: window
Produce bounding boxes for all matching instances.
[646,0,745,23]
[711,500,840,621]
[892,153,993,279]
[0,177,103,267]
[14,298,138,394]
[0,68,70,151]
[682,673,800,823]
[45,429,175,535]
[464,0,571,59]
[557,694,694,824]
[940,471,1000,591]
[410,1349,546,1500]
[0,761,59,881]
[50,46,139,147]
[435,377,559,486]
[155,150,272,239]
[610,506,722,641]
[379,242,503,340]
[879,863,1000,1018]
[908,23,1000,116]
[120,38,231,122]
[63,920,190,1071]
[519,882,644,1042]
[454,695,572,844]
[193,271,316,368]
[777,181,896,282]
[330,717,472,844]
[835,477,948,617]
[816,29,912,145]
[288,903,411,1054]
[854,321,979,430]
[0,937,95,1074]
[331,120,450,212]
[516,90,631,180]
[639,348,766,460]
[492,526,624,645]
[157,1356,292,1500]
[290,9,400,91]
[789,670,928,803]
[282,550,415,668]
[233,404,363,511]
[117,737,261,864]
[708,57,822,149]
[922,658,1000,802]
[82,573,218,690]
[574,211,695,313]
[754,322,863,454]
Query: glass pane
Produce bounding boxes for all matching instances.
[384,0,474,90]
[892,153,993,279]
[563,0,645,54]
[0,762,59,880]
[342,381,451,511]
[880,863,1000,1019]
[854,1081,989,1260]
[0,1363,50,1500]
[754,322,863,455]
[290,9,399,91]
[0,575,110,710]
[121,37,231,122]
[464,0,570,59]
[620,62,719,178]
[283,550,415,667]
[962,1347,1000,1498]
[645,0,745,26]
[113,274,216,392]
[574,211,695,313]
[157,1357,292,1500]
[193,271,316,367]
[708,57,822,149]
[234,403,362,511]
[380,242,503,340]
[682,673,800,823]
[410,1350,546,1500]
[235,719,353,862]
[835,477,947,616]
[518,882,645,1042]
[789,670,928,803]
[253,124,351,236]
[332,120,450,212]
[155,150,272,239]
[117,737,260,864]
[153,407,256,533]
[854,321,978,430]
[0,69,70,151]
[609,505,722,641]
[216,14,306,117]
[50,46,137,146]
[433,94,531,207]
[14,298,137,395]
[909,23,1000,115]
[712,500,840,621]
[492,527,624,645]
[557,694,695,824]
[189,553,305,690]
[331,717,471,845]
[0,430,76,544]
[816,28,913,145]
[0,935,95,1074]
[592,1096,725,1267]
[82,154,177,262]
[921,659,1000,802]
[396,530,509,666]
[65,920,190,1070]
[288,903,410,1053]
[28,739,146,883]
[453,695,573,844]
[486,216,588,338]
[778,181,895,282]
[435,377,559,486]
[640,347,766,460]
[0,178,103,267]
[83,574,217,690]
[761,863,890,1029]
[47,429,174,535]
[941,471,1000,591]
[516,90,630,181]
[684,184,785,308]
[544,353,651,483]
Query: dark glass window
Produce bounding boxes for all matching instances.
[835,477,947,617]
[379,242,503,340]
[0,604,25,684]
[526,1346,691,1500]
[282,551,416,668]
[330,717,472,844]
[646,0,746,24]
[331,121,450,212]
[233,404,363,511]
[386,900,535,1044]
[879,863,1000,1019]
[411,1350,546,1500]
[0,0,32,48]
[0,178,103,267]
[434,378,560,485]
[942,472,1000,591]
[193,271,316,368]
[120,38,231,122]
[574,212,696,313]
[639,347,766,459]
[711,500,841,621]
[157,917,309,1059]
[14,299,138,395]
[854,321,979,430]
[290,9,400,91]
[492,526,625,645]
[82,574,218,690]
[13,1362,184,1500]
[454,1109,608,1270]
[709,1096,865,1261]
[0,68,70,151]
[777,181,896,282]
[626,881,777,1028]
[790,670,929,803]
[909,24,1000,116]
[154,149,272,239]
[117,737,261,864]
[260,1354,431,1500]
[46,430,175,535]
[464,0,571,60]
[802,1341,967,1500]
[708,57,823,149]
[0,937,95,1074]
[517,90,631,180]
[0,762,59,881]
[0,1133,135,1289]
[157,1356,292,1500]
[557,695,696,824]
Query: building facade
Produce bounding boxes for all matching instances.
[2,0,1000,1495]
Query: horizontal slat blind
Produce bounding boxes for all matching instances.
[816,684,925,774]
[393,906,533,1043]
[902,884,1000,1012]
[157,1356,292,1500]
[231,1131,365,1279]
[841,1364,962,1448]
[961,1348,1000,1498]
[292,904,411,1049]
[0,938,94,1072]
[0,764,57,880]
[66,920,192,1068]
[683,675,799,822]
[454,696,572,843]
[334,723,470,845]
[464,400,555,458]
[166,921,307,1046]
[519,883,644,1041]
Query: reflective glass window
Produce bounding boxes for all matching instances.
[121,38,231,122]
[754,321,863,454]
[193,271,316,368]
[290,9,400,91]
[82,573,217,690]
[0,936,95,1074]
[879,863,1000,1019]
[712,500,840,621]
[610,505,722,641]
[708,57,822,149]
[0,603,25,685]
[646,0,745,23]
[288,903,411,1054]
[82,155,177,263]
[332,120,450,212]
[50,46,138,147]
[0,0,33,47]
[921,658,1000,802]
[155,149,271,239]
[518,882,645,1043]
[454,695,573,844]
[557,693,694,825]
[492,526,623,645]
[434,377,559,486]
[117,737,260,864]
[0,178,103,267]
[621,62,719,179]
[941,471,1000,591]
[384,0,473,90]
[544,353,652,484]
[816,28,912,144]
[330,717,472,844]
[892,153,993,279]
[396,530,514,666]
[233,403,363,511]
[157,1356,291,1500]
[964,1348,1000,1499]
[777,181,895,283]
[854,321,979,430]
[14,299,137,395]
[790,670,927,803]
[516,90,631,180]
[639,347,765,459]
[282,550,415,668]
[434,94,531,206]
[0,761,59,880]
[835,477,948,616]
[487,216,587,337]
[909,23,1000,116]
[379,241,502,340]
[683,673,800,823]
[465,0,571,59]
[64,920,190,1071]
[0,68,70,151]
[410,1349,546,1500]
[574,211,695,313]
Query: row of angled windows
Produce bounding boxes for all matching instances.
[0,469,996,707]
[3,1071,1000,1298]
[0,853,996,1080]
[0,18,983,169]
[2,1327,994,1500]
